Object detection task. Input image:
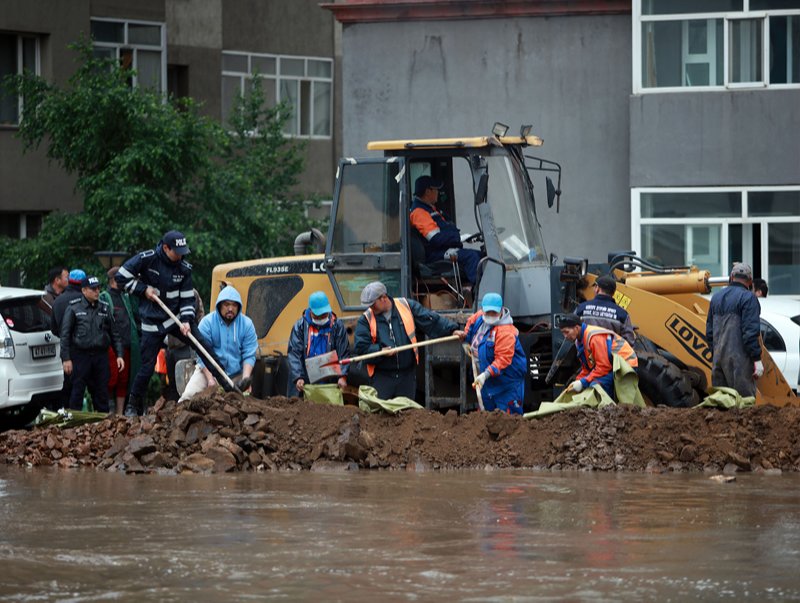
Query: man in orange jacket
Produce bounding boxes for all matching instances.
[559,313,638,400]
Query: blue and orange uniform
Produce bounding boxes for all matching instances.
[464,308,526,414]
[575,324,638,398]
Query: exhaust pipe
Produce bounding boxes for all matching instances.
[293,228,326,255]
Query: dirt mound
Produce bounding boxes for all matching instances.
[2,394,800,474]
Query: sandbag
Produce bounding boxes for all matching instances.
[303,383,344,406]
[357,386,423,414]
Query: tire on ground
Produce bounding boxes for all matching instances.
[636,351,699,408]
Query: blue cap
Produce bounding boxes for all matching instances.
[481,293,503,313]
[68,269,86,285]
[414,175,444,197]
[81,276,101,289]
[162,230,190,255]
[309,291,332,316]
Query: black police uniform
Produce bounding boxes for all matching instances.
[116,234,228,411]
[60,292,123,412]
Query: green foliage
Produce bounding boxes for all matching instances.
[0,40,314,297]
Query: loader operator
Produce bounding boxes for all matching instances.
[705,262,763,397]
[575,275,636,346]
[410,175,482,284]
[355,281,463,400]
[559,314,638,401]
[287,291,350,397]
[116,230,231,416]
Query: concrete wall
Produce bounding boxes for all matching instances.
[630,89,800,186]
[340,15,632,264]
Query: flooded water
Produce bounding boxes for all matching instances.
[1,468,799,602]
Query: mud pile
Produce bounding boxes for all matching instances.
[2,393,800,474]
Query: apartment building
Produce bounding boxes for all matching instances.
[1,0,340,246]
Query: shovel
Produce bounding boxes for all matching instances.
[151,294,241,394]
[463,343,485,411]
[306,334,461,382]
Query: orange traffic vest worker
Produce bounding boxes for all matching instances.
[354,281,460,400]
[559,313,638,400]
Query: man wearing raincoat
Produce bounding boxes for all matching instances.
[461,293,526,414]
[178,285,258,401]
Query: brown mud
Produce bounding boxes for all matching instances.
[2,393,800,474]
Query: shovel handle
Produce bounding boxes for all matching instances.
[342,334,460,365]
[463,343,485,411]
[151,294,239,392]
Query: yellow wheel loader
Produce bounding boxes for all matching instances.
[210,124,796,410]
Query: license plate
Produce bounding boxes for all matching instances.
[31,344,56,359]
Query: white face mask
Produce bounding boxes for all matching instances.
[483,315,500,326]
[312,316,329,326]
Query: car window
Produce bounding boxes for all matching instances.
[760,319,786,353]
[0,296,51,333]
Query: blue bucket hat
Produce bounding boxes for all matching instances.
[309,291,332,316]
[481,292,503,313]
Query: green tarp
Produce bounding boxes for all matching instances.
[302,383,344,406]
[357,386,423,414]
[33,408,108,428]
[302,384,423,414]
[525,354,644,419]
[699,386,755,409]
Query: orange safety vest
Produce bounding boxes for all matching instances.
[364,297,417,376]
[583,324,638,368]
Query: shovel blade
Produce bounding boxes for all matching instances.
[305,350,342,383]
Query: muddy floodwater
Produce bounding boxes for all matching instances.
[1,468,799,601]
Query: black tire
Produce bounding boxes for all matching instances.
[683,366,708,392]
[636,351,699,408]
[0,402,42,431]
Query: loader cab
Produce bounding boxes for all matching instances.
[324,134,555,324]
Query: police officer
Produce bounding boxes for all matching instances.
[116,230,228,416]
[60,276,124,413]
[575,275,635,346]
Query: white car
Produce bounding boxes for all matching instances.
[0,286,63,427]
[759,297,800,393]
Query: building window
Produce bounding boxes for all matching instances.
[221,51,333,138]
[632,187,800,294]
[0,33,40,125]
[635,0,800,91]
[90,18,166,92]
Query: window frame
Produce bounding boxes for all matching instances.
[631,186,800,292]
[89,17,167,93]
[633,0,800,93]
[0,33,41,127]
[221,50,333,140]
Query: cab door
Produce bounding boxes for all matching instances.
[325,157,408,309]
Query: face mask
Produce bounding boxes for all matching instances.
[483,315,500,326]
[312,316,329,326]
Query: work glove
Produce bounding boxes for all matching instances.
[444,248,460,261]
[753,360,764,379]
[570,380,584,393]
[473,371,490,389]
